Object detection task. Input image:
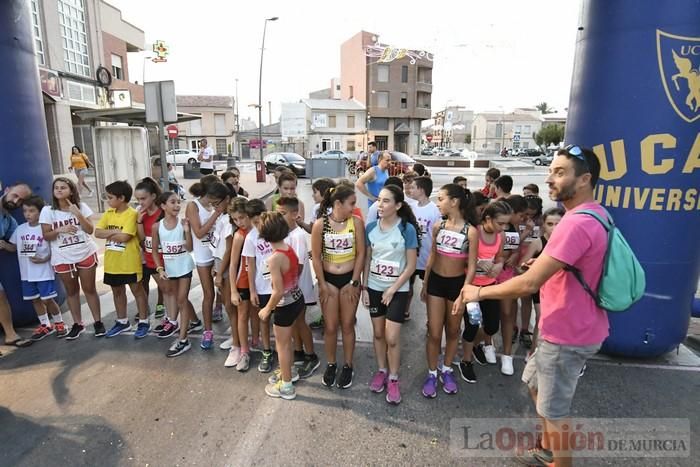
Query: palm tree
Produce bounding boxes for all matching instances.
[536,102,555,114]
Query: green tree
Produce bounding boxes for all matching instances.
[464,134,471,145]
[536,102,555,114]
[535,124,565,148]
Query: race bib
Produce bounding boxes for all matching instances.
[504,231,520,250]
[144,236,153,253]
[58,231,86,251]
[19,241,38,257]
[436,229,466,255]
[279,287,303,307]
[261,258,272,280]
[211,230,220,249]
[201,230,214,245]
[162,241,186,260]
[519,225,540,243]
[370,258,400,282]
[106,240,126,252]
[324,232,353,256]
[476,257,495,276]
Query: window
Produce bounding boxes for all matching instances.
[333,141,341,150]
[111,54,123,80]
[377,65,389,82]
[58,0,90,77]
[189,118,202,135]
[335,84,341,91]
[347,115,355,128]
[328,115,336,128]
[31,0,45,65]
[216,139,227,154]
[524,125,531,135]
[401,65,408,83]
[514,125,522,133]
[369,118,389,131]
[495,123,503,138]
[346,140,356,152]
[400,92,407,109]
[214,113,226,135]
[376,91,389,108]
[349,85,354,98]
[495,142,501,151]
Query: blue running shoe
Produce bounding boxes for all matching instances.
[106,321,132,338]
[134,322,150,339]
[200,330,214,350]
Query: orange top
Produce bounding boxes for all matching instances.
[70,153,89,170]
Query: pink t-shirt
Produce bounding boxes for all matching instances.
[539,202,610,346]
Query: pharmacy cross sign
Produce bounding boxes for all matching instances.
[152,40,169,63]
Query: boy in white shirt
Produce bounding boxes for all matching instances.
[8,196,66,340]
[276,196,320,379]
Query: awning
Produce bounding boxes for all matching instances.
[74,107,201,125]
[394,122,411,133]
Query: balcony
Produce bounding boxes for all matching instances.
[416,81,432,93]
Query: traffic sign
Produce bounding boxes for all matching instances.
[512,133,521,142]
[426,134,433,142]
[166,124,179,139]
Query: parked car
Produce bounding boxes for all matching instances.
[420,148,434,156]
[313,150,350,161]
[438,149,458,157]
[264,152,306,177]
[166,149,199,165]
[431,146,445,155]
[355,151,415,178]
[532,153,554,166]
[516,148,545,158]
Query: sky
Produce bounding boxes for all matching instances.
[107,0,581,123]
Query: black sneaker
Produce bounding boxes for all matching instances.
[458,361,477,383]
[472,344,486,366]
[309,316,324,330]
[322,363,337,387]
[258,350,274,373]
[337,364,354,389]
[298,354,320,379]
[93,321,106,338]
[188,319,203,333]
[293,350,305,366]
[65,323,84,340]
[166,339,191,358]
[520,331,533,349]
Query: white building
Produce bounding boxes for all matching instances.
[471,111,543,154]
[301,99,367,154]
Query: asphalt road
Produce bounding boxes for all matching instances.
[1,164,698,466]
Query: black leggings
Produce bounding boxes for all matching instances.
[462,299,500,342]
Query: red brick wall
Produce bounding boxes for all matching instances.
[102,31,143,104]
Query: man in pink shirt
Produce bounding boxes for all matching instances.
[457,145,608,467]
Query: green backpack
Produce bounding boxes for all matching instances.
[565,209,646,312]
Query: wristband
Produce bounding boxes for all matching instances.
[156,266,164,272]
[476,286,483,300]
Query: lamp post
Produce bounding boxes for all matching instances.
[257,16,278,164]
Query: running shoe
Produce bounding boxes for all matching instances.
[515,446,553,466]
[520,331,533,349]
[236,352,250,372]
[337,364,354,389]
[258,349,274,373]
[501,355,514,376]
[322,363,337,387]
[93,321,106,338]
[212,303,223,322]
[31,325,55,341]
[421,373,438,398]
[440,368,459,394]
[54,322,68,338]
[472,344,487,366]
[200,330,214,350]
[154,304,166,320]
[153,318,168,333]
[219,337,233,350]
[249,338,263,353]
[483,344,497,364]
[158,321,179,339]
[188,319,203,333]
[224,347,242,368]
[65,323,84,340]
[134,322,150,339]
[106,321,132,338]
[166,339,191,358]
[268,366,299,384]
[369,370,387,393]
[385,379,401,405]
[309,316,324,330]
[298,354,320,379]
[293,350,306,367]
[265,380,296,400]
[458,361,477,383]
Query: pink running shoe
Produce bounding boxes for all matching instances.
[369,370,387,393]
[386,379,401,405]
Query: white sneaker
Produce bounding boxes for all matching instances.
[483,344,497,364]
[219,337,233,350]
[236,352,250,372]
[224,346,241,367]
[501,355,514,376]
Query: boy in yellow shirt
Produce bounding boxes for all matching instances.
[95,181,150,338]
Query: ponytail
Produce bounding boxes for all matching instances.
[318,184,354,220]
[156,191,177,221]
[381,184,421,250]
[441,183,477,226]
[481,200,513,223]
[135,176,162,197]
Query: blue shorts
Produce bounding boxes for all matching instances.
[22,280,58,301]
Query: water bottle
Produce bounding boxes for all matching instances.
[467,302,482,326]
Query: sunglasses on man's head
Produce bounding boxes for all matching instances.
[561,144,589,170]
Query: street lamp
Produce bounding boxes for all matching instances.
[257,16,278,166]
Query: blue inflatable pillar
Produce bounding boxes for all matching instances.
[1,0,56,326]
[565,0,700,357]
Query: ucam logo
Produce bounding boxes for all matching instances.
[656,30,700,123]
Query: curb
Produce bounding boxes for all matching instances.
[684,335,700,354]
